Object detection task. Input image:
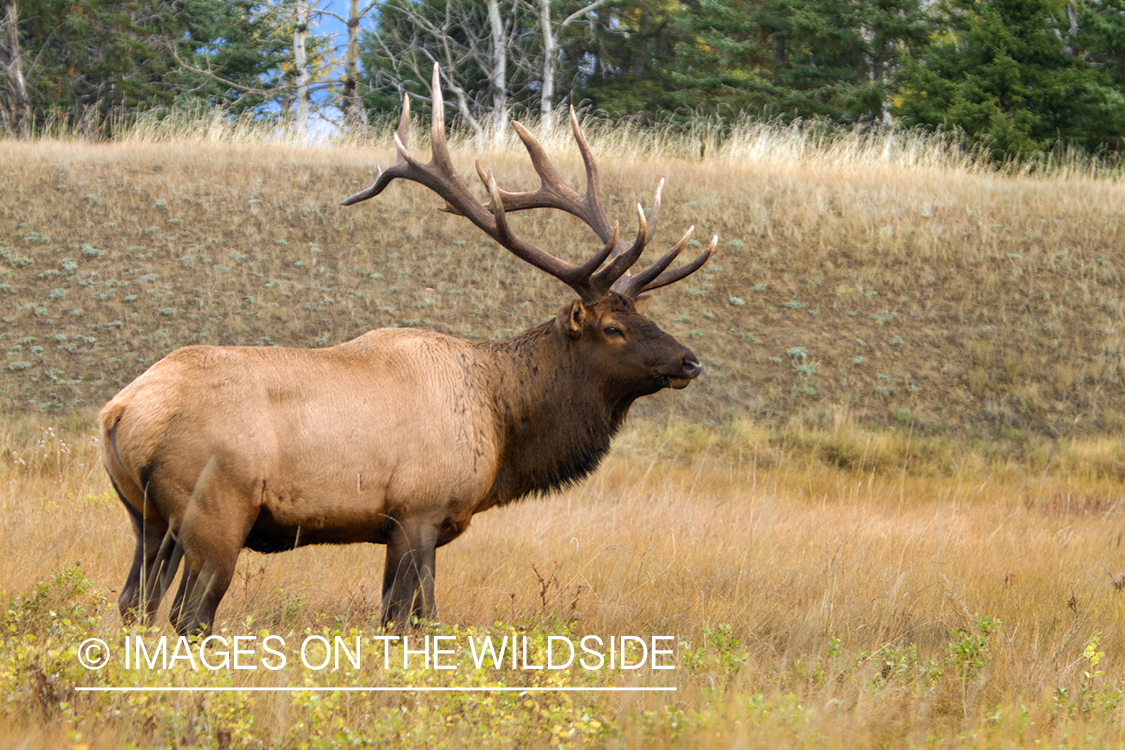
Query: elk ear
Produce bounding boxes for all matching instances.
[632,295,653,315]
[562,300,588,339]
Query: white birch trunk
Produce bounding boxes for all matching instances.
[537,0,607,133]
[539,0,556,131]
[294,0,310,141]
[341,0,367,127]
[1,0,30,137]
[487,0,508,142]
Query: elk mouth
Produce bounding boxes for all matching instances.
[660,355,702,389]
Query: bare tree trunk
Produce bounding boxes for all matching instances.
[536,0,607,131]
[294,0,310,141]
[487,0,507,140]
[1,0,30,137]
[371,3,488,145]
[340,0,368,128]
[441,70,487,145]
[538,0,556,131]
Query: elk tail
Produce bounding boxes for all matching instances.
[100,404,129,480]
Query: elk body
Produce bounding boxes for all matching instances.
[100,65,716,635]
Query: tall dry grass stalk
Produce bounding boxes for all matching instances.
[152,108,986,177]
[108,105,1125,183]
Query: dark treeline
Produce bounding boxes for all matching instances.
[1,0,1123,159]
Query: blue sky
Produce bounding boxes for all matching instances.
[312,0,366,63]
[313,0,351,41]
[307,0,373,123]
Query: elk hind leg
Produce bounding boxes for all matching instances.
[116,487,181,624]
[168,459,257,636]
[381,520,438,628]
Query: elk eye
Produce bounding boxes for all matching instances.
[604,325,623,338]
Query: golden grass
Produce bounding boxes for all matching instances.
[4,416,1125,748]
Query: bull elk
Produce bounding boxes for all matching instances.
[99,65,716,635]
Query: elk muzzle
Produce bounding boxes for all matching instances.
[663,353,702,390]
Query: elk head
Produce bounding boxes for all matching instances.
[343,64,716,394]
[558,292,703,401]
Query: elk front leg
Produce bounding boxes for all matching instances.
[381,520,438,628]
[171,528,251,637]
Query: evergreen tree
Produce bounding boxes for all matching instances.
[663,0,772,118]
[540,0,928,124]
[759,0,876,119]
[557,0,687,120]
[170,0,295,115]
[16,0,183,125]
[7,0,330,131]
[894,0,1125,157]
[668,0,928,122]
[1074,0,1125,119]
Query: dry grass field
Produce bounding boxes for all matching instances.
[2,121,1125,748]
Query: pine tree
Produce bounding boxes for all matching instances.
[556,0,688,120]
[894,0,1125,157]
[171,0,296,115]
[643,0,928,123]
[15,0,183,126]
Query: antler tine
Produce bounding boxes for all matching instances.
[587,202,649,290]
[485,171,569,279]
[604,179,717,299]
[340,93,412,206]
[568,106,603,222]
[588,178,664,292]
[426,64,456,175]
[476,116,615,245]
[342,65,471,210]
[614,225,693,298]
[618,234,719,298]
[648,177,664,240]
[484,169,618,300]
[394,88,412,151]
[575,222,619,280]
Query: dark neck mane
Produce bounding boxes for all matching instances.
[479,320,633,505]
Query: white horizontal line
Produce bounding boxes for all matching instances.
[76,685,676,693]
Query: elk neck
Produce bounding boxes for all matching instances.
[478,318,635,505]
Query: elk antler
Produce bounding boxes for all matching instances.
[342,63,715,304]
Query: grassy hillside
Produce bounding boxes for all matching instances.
[2,126,1124,440]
